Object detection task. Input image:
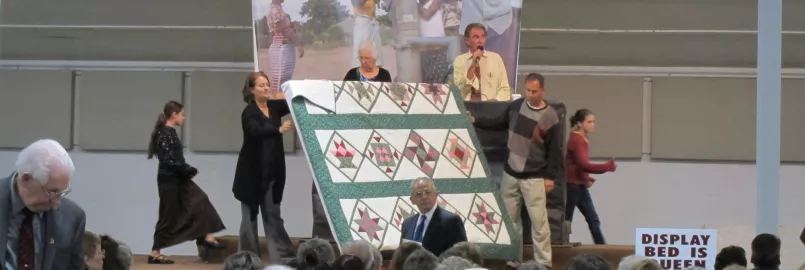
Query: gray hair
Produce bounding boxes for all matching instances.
[341,240,376,270]
[370,245,382,270]
[403,249,439,270]
[358,41,377,59]
[517,261,549,270]
[566,254,610,270]
[223,251,263,270]
[297,238,336,268]
[262,266,293,270]
[15,139,74,184]
[410,177,437,194]
[617,255,661,270]
[112,237,133,270]
[436,256,477,270]
[439,242,483,265]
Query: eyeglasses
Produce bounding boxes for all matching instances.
[40,184,71,199]
[412,189,434,198]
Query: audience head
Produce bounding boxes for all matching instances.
[263,265,293,270]
[723,265,749,270]
[439,242,483,265]
[341,240,376,270]
[370,246,382,270]
[409,177,439,213]
[436,256,476,270]
[517,261,549,270]
[750,233,781,269]
[523,73,546,105]
[566,254,610,270]
[332,254,365,270]
[570,109,596,133]
[14,139,74,212]
[242,71,271,103]
[463,22,486,51]
[297,238,336,270]
[390,242,424,270]
[715,245,747,270]
[403,249,439,270]
[617,255,662,270]
[147,100,184,159]
[358,41,378,71]
[82,231,104,270]
[100,235,133,270]
[223,251,264,270]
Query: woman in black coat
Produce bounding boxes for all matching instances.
[232,71,296,265]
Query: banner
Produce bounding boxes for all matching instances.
[251,0,523,87]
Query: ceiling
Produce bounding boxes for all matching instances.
[1,0,804,67]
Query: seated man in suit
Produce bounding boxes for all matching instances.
[1,139,86,270]
[400,177,467,256]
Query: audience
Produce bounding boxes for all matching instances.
[436,256,477,270]
[517,261,549,270]
[715,245,748,270]
[223,251,264,270]
[297,238,337,270]
[265,266,295,270]
[403,249,439,270]
[750,233,781,270]
[566,254,610,270]
[332,255,366,270]
[617,255,662,270]
[82,231,104,270]
[341,240,376,270]
[439,242,484,266]
[389,242,425,270]
[100,234,133,270]
[724,266,749,270]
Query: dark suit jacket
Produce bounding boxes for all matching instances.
[0,174,86,270]
[232,99,291,217]
[400,206,467,256]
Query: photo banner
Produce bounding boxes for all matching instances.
[251,0,523,88]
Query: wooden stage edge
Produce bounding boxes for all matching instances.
[136,237,635,270]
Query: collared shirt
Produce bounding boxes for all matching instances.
[413,205,438,239]
[452,50,511,101]
[5,172,45,270]
[458,0,513,34]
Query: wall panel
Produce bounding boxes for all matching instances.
[0,70,74,149]
[781,79,805,162]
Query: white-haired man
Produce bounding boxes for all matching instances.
[1,139,86,270]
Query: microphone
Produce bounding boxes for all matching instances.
[475,46,484,60]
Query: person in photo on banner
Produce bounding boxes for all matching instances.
[467,73,562,268]
[1,139,86,270]
[400,177,467,257]
[146,101,226,265]
[351,0,384,68]
[343,41,393,82]
[452,23,511,101]
[459,0,519,86]
[565,109,617,245]
[232,72,297,265]
[266,0,304,94]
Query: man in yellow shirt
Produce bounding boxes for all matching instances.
[452,23,512,101]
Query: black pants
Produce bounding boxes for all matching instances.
[565,185,605,244]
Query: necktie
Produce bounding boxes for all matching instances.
[413,215,427,242]
[18,208,35,270]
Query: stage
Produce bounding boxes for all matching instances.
[131,236,634,269]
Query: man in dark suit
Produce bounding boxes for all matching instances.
[1,139,86,270]
[400,177,467,256]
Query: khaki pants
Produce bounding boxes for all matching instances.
[501,172,552,266]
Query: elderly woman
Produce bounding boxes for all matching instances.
[340,240,380,270]
[296,238,337,270]
[343,41,392,82]
[223,251,264,270]
[83,232,104,270]
[100,235,133,270]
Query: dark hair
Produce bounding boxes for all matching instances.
[331,254,364,270]
[100,235,125,270]
[570,109,594,127]
[242,71,270,103]
[750,233,780,268]
[524,73,545,88]
[389,242,424,270]
[463,22,486,38]
[147,100,184,159]
[715,245,747,270]
[566,254,610,270]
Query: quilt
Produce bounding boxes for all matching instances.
[284,80,521,260]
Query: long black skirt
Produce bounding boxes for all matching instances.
[152,174,226,250]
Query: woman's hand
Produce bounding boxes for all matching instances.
[279,120,294,133]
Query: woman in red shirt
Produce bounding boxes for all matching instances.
[565,109,617,244]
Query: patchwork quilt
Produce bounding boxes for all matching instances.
[284,80,521,260]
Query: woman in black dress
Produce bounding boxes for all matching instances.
[343,41,392,82]
[232,72,297,265]
[146,100,225,264]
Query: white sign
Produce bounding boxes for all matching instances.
[635,228,717,270]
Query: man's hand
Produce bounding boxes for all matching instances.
[466,111,475,123]
[471,49,484,59]
[544,179,555,192]
[279,120,294,133]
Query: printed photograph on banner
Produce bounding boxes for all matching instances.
[635,228,718,270]
[251,0,522,89]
